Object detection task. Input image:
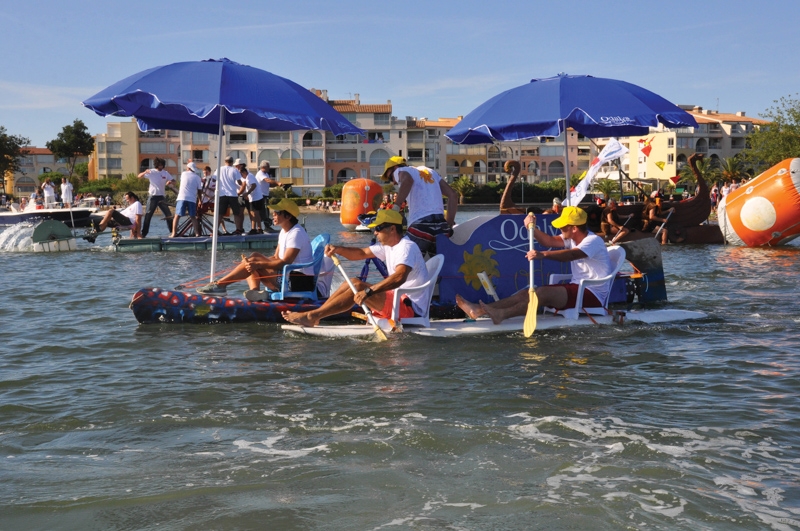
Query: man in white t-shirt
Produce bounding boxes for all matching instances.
[255,160,280,232]
[382,156,458,256]
[282,209,429,327]
[138,157,175,237]
[196,199,315,298]
[456,206,614,324]
[215,156,245,234]
[171,161,204,237]
[235,159,263,235]
[92,191,144,240]
[41,178,56,208]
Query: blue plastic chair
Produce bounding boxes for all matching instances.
[269,233,330,301]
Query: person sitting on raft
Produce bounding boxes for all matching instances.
[456,206,613,324]
[92,192,144,239]
[601,199,633,242]
[642,197,674,245]
[282,209,429,327]
[196,199,314,300]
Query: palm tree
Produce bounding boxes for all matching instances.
[719,157,744,184]
[592,178,620,200]
[679,154,719,186]
[450,175,476,204]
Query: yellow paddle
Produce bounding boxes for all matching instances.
[523,223,538,337]
[331,255,388,341]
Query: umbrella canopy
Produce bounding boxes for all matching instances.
[445,73,697,144]
[83,58,363,136]
[83,58,363,281]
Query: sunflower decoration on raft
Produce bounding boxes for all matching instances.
[458,244,500,290]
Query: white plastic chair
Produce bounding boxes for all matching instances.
[390,254,444,327]
[544,245,627,320]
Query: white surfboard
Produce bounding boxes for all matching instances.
[281,309,707,339]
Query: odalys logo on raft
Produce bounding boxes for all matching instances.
[599,116,636,126]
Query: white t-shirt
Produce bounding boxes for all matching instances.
[143,169,172,196]
[279,224,314,275]
[42,182,55,198]
[176,170,204,203]
[202,176,216,203]
[217,165,240,197]
[120,201,144,225]
[368,236,429,313]
[392,165,445,225]
[245,172,263,202]
[256,170,271,197]
[562,232,614,302]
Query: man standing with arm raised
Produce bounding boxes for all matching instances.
[382,156,458,256]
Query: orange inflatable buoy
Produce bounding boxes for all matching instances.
[340,178,383,230]
[717,158,800,246]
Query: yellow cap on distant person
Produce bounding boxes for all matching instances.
[367,208,404,228]
[382,156,406,181]
[272,198,300,219]
[551,206,588,228]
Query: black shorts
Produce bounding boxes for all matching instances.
[218,195,241,216]
[249,198,265,211]
[288,272,315,292]
[107,209,133,227]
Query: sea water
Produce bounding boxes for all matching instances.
[1,211,799,530]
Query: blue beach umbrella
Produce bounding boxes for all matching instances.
[83,58,363,280]
[445,73,697,204]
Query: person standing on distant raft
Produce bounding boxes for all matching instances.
[215,156,245,235]
[171,161,204,237]
[138,157,175,237]
[382,156,458,256]
[282,209,429,327]
[255,160,279,232]
[456,207,613,324]
[196,199,314,299]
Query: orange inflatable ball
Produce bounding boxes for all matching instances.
[718,158,800,246]
[340,178,384,230]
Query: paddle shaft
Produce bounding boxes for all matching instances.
[654,209,673,239]
[331,255,387,340]
[609,213,632,245]
[523,223,538,337]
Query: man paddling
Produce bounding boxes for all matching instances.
[456,206,613,324]
[282,209,429,327]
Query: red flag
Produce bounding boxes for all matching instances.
[670,176,680,184]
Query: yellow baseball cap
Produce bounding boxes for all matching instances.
[551,206,588,228]
[382,156,406,181]
[272,198,300,219]
[367,208,404,228]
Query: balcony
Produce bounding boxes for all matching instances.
[302,159,324,166]
[303,140,323,147]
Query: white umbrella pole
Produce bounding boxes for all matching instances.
[210,110,225,282]
[563,128,572,206]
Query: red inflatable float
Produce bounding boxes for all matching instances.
[340,178,383,230]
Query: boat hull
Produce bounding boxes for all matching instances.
[0,208,95,228]
[282,309,708,338]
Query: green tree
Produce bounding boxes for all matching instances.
[718,157,744,184]
[678,155,719,185]
[742,94,800,172]
[0,126,30,191]
[592,178,620,200]
[450,175,476,204]
[46,119,95,179]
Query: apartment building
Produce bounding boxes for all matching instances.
[90,119,181,181]
[5,147,89,196]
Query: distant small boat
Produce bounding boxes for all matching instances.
[0,203,96,228]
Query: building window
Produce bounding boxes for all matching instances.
[258,131,290,143]
[341,113,357,123]
[374,113,390,125]
[667,154,674,164]
[229,132,247,144]
[107,158,122,169]
[107,141,122,154]
[98,159,106,169]
[192,132,209,144]
[303,168,324,185]
[668,138,674,148]
[140,142,167,154]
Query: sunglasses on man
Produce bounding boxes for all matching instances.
[372,223,393,233]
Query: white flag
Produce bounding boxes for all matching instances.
[567,138,629,206]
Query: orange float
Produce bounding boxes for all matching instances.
[340,178,383,230]
[717,158,800,246]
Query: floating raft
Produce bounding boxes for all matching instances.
[114,232,279,252]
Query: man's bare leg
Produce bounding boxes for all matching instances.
[455,294,485,319]
[283,278,369,326]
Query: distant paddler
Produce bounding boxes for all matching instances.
[282,209,429,327]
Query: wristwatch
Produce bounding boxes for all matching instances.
[364,287,374,297]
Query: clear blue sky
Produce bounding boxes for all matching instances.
[2,0,798,147]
